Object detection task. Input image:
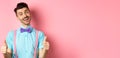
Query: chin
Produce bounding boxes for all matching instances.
[26,23,30,25]
[23,22,30,25]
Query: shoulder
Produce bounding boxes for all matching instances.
[6,30,14,44]
[33,28,45,35]
[34,29,45,38]
[38,30,44,35]
[7,30,14,37]
[6,30,16,41]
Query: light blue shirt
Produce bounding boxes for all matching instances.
[6,26,45,58]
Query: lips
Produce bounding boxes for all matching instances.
[23,17,30,22]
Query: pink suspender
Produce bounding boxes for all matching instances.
[14,30,17,58]
[14,30,39,58]
[34,31,39,58]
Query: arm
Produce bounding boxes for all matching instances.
[4,48,12,58]
[39,48,46,58]
[1,31,13,58]
[1,42,12,58]
[39,36,49,58]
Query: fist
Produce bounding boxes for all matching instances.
[1,42,7,54]
[43,36,50,50]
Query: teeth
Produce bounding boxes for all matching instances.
[24,18,28,20]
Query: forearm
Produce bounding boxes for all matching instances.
[3,52,12,58]
[4,48,12,58]
[39,48,47,58]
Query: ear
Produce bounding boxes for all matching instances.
[15,13,20,19]
[15,11,19,18]
[16,15,19,19]
[15,12,18,18]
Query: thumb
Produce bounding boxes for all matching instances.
[43,36,47,43]
[3,40,8,48]
[3,41,6,45]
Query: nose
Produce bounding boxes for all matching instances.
[23,13,27,17]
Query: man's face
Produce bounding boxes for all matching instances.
[16,7,31,25]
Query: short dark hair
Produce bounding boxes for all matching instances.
[14,2,29,13]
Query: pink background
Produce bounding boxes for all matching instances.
[0,0,120,58]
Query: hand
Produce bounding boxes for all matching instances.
[43,36,50,50]
[1,41,7,54]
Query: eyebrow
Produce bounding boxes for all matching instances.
[25,9,29,11]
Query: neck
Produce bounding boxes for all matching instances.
[22,24,30,28]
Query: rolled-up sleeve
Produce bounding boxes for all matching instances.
[6,31,14,51]
[38,31,45,49]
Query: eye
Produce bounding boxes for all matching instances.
[25,10,30,14]
[18,12,23,16]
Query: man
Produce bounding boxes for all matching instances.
[0,2,49,58]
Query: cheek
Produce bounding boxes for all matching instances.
[18,16,24,20]
[27,14,31,17]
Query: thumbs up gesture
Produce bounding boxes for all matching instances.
[0,41,7,54]
[43,36,49,50]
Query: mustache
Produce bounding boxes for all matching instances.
[23,16,29,19]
